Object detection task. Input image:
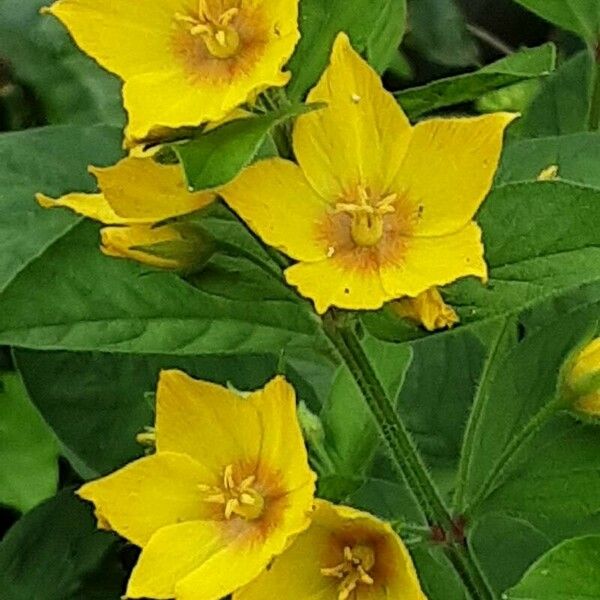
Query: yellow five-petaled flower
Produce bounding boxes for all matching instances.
[235,500,428,600]
[77,371,316,600]
[44,0,300,144]
[222,33,516,314]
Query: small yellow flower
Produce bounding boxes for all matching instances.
[565,337,600,417]
[37,155,214,268]
[78,371,316,600]
[221,33,516,314]
[392,288,459,332]
[234,500,427,600]
[44,0,300,144]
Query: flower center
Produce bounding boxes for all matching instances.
[321,545,376,600]
[334,185,396,248]
[175,1,241,59]
[199,464,265,520]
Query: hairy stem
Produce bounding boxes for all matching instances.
[323,314,495,599]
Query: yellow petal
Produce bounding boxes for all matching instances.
[175,537,283,600]
[393,288,459,332]
[285,254,387,314]
[293,32,412,201]
[90,156,214,221]
[121,0,299,143]
[247,376,315,489]
[126,520,227,600]
[154,370,263,475]
[574,392,600,417]
[77,452,213,547]
[394,113,517,236]
[44,0,181,79]
[381,222,487,299]
[100,224,189,270]
[221,158,329,262]
[235,499,427,600]
[36,192,147,225]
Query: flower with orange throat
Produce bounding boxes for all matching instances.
[221,32,516,314]
[43,0,300,144]
[234,500,427,600]
[77,371,316,600]
[37,155,215,270]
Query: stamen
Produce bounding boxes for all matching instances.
[321,545,376,600]
[332,186,397,248]
[199,464,265,521]
[219,7,239,26]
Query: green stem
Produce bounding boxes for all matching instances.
[589,45,600,130]
[465,398,561,516]
[323,315,496,599]
[323,314,452,528]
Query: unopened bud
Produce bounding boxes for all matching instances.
[565,338,600,417]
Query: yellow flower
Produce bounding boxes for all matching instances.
[565,337,600,417]
[392,288,459,332]
[44,0,300,144]
[221,33,516,314]
[78,371,316,600]
[37,155,214,269]
[234,499,427,600]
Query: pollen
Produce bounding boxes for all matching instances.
[333,185,397,247]
[175,1,241,59]
[321,544,376,600]
[199,464,265,521]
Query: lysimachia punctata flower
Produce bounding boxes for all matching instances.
[221,32,516,314]
[234,500,427,600]
[566,337,600,416]
[77,371,316,600]
[37,156,214,270]
[393,287,459,332]
[43,0,300,144]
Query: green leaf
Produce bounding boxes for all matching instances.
[0,125,123,294]
[366,0,408,73]
[0,372,58,513]
[469,513,552,594]
[445,180,600,323]
[13,349,286,477]
[411,545,470,600]
[515,0,600,44]
[0,213,329,356]
[497,131,600,188]
[288,0,407,100]
[506,535,600,599]
[513,51,594,139]
[0,0,125,127]
[396,43,556,119]
[320,334,412,478]
[457,308,596,513]
[404,0,479,69]
[0,489,126,600]
[175,105,317,191]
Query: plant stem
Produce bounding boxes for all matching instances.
[588,45,600,130]
[466,24,514,56]
[465,398,561,516]
[323,314,452,528]
[323,314,496,599]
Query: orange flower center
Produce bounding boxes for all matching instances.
[199,464,265,520]
[334,185,397,247]
[175,1,241,59]
[321,544,376,600]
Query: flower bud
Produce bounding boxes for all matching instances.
[101,223,215,273]
[392,287,459,332]
[565,338,600,417]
